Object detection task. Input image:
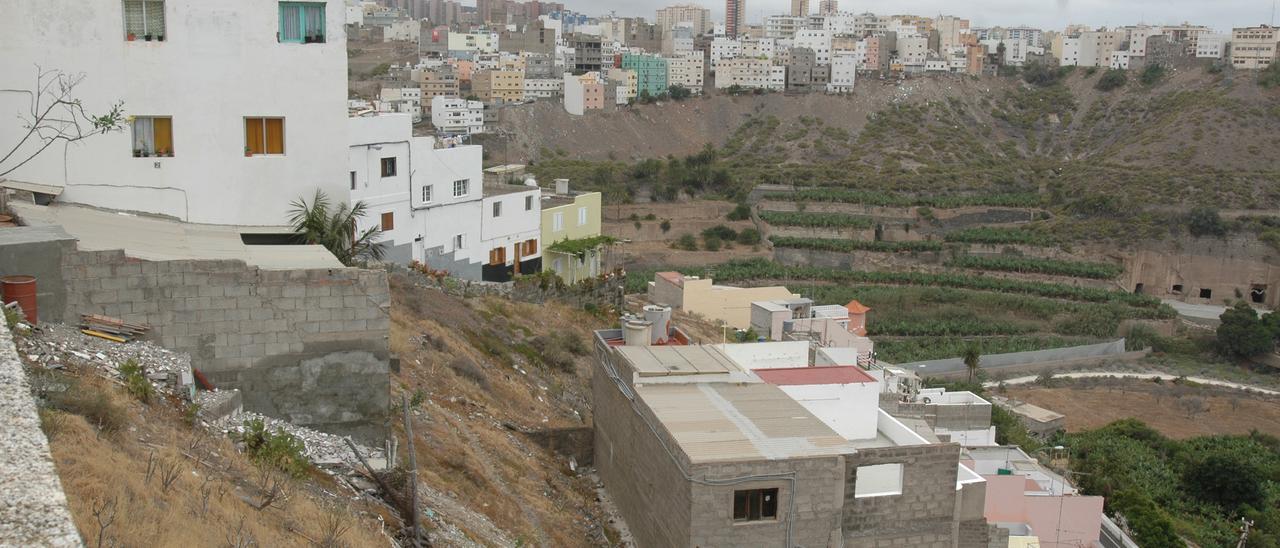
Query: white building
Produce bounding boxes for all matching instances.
[0,0,348,227]
[430,96,485,135]
[1196,33,1229,59]
[765,15,807,40]
[794,29,834,65]
[741,37,778,60]
[716,58,785,90]
[827,51,857,93]
[523,78,563,100]
[666,51,706,93]
[379,86,422,121]
[448,31,499,54]
[898,35,929,67]
[1231,26,1280,69]
[710,37,742,72]
[1060,36,1083,66]
[1125,25,1163,58]
[384,19,419,42]
[348,113,540,281]
[1109,50,1131,70]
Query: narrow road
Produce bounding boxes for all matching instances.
[987,371,1280,397]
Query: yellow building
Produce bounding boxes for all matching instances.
[472,69,525,105]
[540,179,605,283]
[649,272,800,330]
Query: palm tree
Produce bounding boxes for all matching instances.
[963,346,981,385]
[287,190,385,266]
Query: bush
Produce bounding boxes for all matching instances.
[945,255,1124,280]
[119,358,154,403]
[659,219,672,233]
[1186,206,1226,237]
[702,225,738,241]
[736,228,762,245]
[1260,62,1280,88]
[672,234,698,251]
[771,236,943,253]
[1139,64,1166,86]
[1109,489,1183,548]
[703,236,723,252]
[47,379,129,436]
[1095,69,1127,91]
[448,357,489,387]
[759,211,873,229]
[1216,302,1275,358]
[237,418,310,478]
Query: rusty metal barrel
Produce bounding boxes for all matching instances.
[1,275,37,325]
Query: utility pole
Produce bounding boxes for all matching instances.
[1238,518,1254,548]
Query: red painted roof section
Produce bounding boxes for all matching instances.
[754,366,877,386]
[846,300,871,314]
[657,271,685,287]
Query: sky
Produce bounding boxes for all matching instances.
[563,0,1277,33]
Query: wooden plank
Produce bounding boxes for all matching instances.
[82,329,127,343]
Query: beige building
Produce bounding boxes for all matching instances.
[1231,25,1280,69]
[791,0,809,17]
[656,3,712,35]
[649,272,799,329]
[665,51,705,93]
[471,69,525,105]
[420,70,460,110]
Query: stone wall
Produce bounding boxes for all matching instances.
[0,321,82,547]
[843,444,964,547]
[59,250,390,442]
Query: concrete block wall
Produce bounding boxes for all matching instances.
[59,250,391,442]
[591,351,692,548]
[687,456,845,548]
[843,444,964,547]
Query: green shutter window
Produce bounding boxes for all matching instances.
[279,2,326,43]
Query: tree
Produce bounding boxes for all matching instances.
[1183,450,1267,510]
[1216,302,1275,358]
[1094,69,1127,91]
[1186,206,1227,237]
[963,346,981,384]
[287,190,385,266]
[1022,62,1060,87]
[2,66,126,178]
[668,84,692,100]
[1139,63,1166,86]
[995,42,1007,66]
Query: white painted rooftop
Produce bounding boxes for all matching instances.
[12,202,344,270]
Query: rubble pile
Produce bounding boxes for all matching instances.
[220,411,386,470]
[15,324,191,396]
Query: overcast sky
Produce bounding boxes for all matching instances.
[553,0,1276,32]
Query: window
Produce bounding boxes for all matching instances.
[525,195,534,211]
[854,463,904,498]
[381,157,397,177]
[521,239,538,256]
[453,234,465,250]
[732,488,778,522]
[553,212,564,231]
[245,118,285,155]
[1199,288,1213,299]
[488,246,507,265]
[131,116,173,157]
[123,1,166,40]
[380,212,394,231]
[279,2,326,43]
[492,201,502,217]
[453,179,470,198]
[578,206,588,226]
[1172,284,1184,293]
[422,185,433,203]
[349,171,357,190]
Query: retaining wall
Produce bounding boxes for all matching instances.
[0,321,82,547]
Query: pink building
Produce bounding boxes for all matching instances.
[582,81,604,110]
[967,447,1105,547]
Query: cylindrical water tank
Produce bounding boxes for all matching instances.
[622,319,653,346]
[643,305,672,344]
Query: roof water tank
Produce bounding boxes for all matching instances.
[622,319,653,347]
[643,305,672,344]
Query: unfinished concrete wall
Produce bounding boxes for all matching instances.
[843,444,964,547]
[590,350,692,548]
[687,456,845,548]
[0,226,75,322]
[59,250,390,442]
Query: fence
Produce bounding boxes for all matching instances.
[897,339,1141,380]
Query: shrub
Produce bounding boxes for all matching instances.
[1108,490,1183,548]
[119,358,154,403]
[1216,302,1275,358]
[703,236,723,251]
[659,219,672,233]
[945,255,1123,280]
[702,225,738,241]
[944,227,1056,247]
[1095,69,1127,91]
[236,418,310,478]
[736,228,762,245]
[672,234,698,251]
[1186,206,1226,237]
[771,236,943,253]
[47,379,129,436]
[448,357,489,387]
[759,211,873,229]
[1260,62,1280,88]
[1139,64,1166,86]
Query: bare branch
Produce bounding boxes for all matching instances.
[1,65,126,177]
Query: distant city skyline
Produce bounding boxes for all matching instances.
[520,0,1276,32]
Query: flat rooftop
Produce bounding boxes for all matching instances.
[12,202,343,270]
[993,396,1065,423]
[483,183,537,197]
[753,366,877,386]
[616,344,738,377]
[637,382,858,463]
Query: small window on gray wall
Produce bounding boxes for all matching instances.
[733,488,778,522]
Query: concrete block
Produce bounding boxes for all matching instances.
[241,344,266,358]
[224,285,251,297]
[306,285,332,298]
[281,286,306,298]
[305,309,331,322]
[198,285,225,298]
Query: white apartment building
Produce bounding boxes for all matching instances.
[853,13,892,36]
[741,37,778,60]
[1060,37,1083,66]
[898,35,929,67]
[430,97,485,135]
[1231,26,1280,69]
[1125,26,1164,58]
[384,19,419,42]
[523,78,563,100]
[934,16,970,51]
[716,58,787,91]
[379,86,422,121]
[794,29,834,65]
[1076,30,1128,67]
[666,51,706,93]
[448,31,499,54]
[710,37,742,72]
[1196,33,1229,59]
[1110,50,1131,70]
[827,52,857,93]
[765,15,807,40]
[0,0,348,227]
[348,113,540,281]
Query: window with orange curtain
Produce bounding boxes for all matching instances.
[130,116,174,156]
[245,117,285,155]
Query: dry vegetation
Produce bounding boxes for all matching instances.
[35,373,388,547]
[1002,378,1280,439]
